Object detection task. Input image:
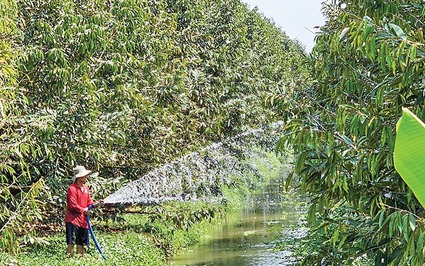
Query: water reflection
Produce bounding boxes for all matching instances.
[169,181,301,266]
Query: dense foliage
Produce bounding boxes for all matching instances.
[278,0,425,264]
[0,0,308,254]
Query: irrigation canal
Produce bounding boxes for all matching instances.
[168,179,303,266]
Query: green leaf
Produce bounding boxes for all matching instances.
[409,214,416,231]
[402,215,409,241]
[389,23,406,39]
[417,231,425,251]
[378,209,385,228]
[394,108,425,208]
[339,27,350,40]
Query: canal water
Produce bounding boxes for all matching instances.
[168,180,302,266]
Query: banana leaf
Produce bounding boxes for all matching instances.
[394,107,425,208]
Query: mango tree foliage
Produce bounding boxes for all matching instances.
[278,0,425,264]
[0,0,309,253]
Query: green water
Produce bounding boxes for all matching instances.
[168,182,301,266]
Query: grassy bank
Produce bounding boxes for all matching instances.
[1,150,288,266]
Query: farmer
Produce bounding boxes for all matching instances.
[65,165,103,257]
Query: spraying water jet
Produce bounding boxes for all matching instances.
[102,123,285,207]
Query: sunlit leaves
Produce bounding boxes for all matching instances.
[281,0,425,264]
[1,0,308,254]
[394,108,425,209]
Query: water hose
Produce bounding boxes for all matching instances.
[87,202,107,260]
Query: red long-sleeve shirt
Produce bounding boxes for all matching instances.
[65,182,94,229]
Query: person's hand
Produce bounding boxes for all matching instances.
[99,199,104,205]
[83,207,90,216]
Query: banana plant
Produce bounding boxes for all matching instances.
[394,107,425,208]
